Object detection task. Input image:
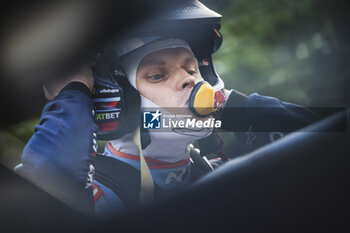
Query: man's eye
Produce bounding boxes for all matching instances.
[147,74,166,82]
[187,70,196,76]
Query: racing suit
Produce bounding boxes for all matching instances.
[14,82,320,216]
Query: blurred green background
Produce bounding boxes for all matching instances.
[206,0,350,157]
[209,0,349,107]
[1,0,349,168]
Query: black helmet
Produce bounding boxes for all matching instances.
[93,0,224,140]
[103,0,224,91]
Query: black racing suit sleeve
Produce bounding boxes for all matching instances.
[14,82,98,215]
[220,89,320,149]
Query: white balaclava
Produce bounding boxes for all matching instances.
[109,38,213,163]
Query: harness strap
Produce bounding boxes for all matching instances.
[132,125,154,204]
[94,146,213,207]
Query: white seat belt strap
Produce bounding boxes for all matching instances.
[132,125,154,204]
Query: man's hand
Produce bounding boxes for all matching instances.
[43,65,94,100]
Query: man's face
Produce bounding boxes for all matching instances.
[136,47,204,108]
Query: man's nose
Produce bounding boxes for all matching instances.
[175,69,196,90]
